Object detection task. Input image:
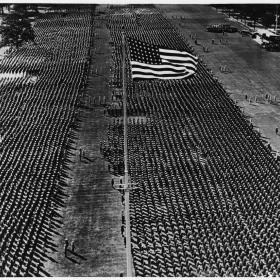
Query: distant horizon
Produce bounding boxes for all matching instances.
[0,1,279,5]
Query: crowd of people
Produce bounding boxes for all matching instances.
[0,7,94,276]
[1,4,280,277]
[106,6,280,277]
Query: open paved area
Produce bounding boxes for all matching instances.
[159,4,280,154]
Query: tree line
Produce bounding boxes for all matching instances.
[0,4,97,49]
[212,4,279,30]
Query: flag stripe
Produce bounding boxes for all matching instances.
[131,63,196,74]
[159,48,198,60]
[132,70,195,77]
[160,54,198,64]
[131,61,188,71]
[132,68,189,75]
[132,72,194,80]
[161,59,197,70]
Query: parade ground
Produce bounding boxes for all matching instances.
[2,4,280,277]
[45,5,280,276]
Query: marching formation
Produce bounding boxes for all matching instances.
[0,7,94,276]
[1,4,280,277]
[106,6,280,276]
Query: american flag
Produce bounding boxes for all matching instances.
[127,37,198,80]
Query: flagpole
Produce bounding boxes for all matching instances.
[122,30,132,277]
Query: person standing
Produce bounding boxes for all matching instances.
[64,238,69,257]
[121,225,125,237]
[36,261,42,275]
[71,240,75,253]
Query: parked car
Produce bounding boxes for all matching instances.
[268,35,280,43]
[207,24,238,33]
[240,29,253,36]
[252,32,260,38]
[261,41,280,51]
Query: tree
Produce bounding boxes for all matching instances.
[0,4,4,14]
[0,4,36,49]
[262,13,275,28]
[249,5,264,30]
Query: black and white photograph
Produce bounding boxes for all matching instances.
[1,1,280,277]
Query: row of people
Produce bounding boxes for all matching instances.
[0,7,95,276]
[105,6,280,277]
